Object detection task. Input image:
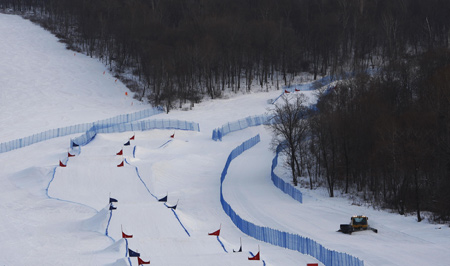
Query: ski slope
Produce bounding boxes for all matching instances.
[1,13,450,266]
[224,130,450,266]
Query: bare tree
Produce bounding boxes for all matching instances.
[267,94,309,186]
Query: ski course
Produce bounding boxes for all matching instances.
[48,133,216,265]
[2,12,450,266]
[1,13,316,266]
[48,130,297,265]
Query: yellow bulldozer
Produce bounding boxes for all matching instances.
[338,215,378,234]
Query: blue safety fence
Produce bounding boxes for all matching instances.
[220,135,364,266]
[212,115,273,141]
[71,118,200,148]
[0,107,164,153]
[98,118,200,133]
[271,142,303,203]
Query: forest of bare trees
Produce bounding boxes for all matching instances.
[312,50,450,223]
[269,49,450,223]
[2,0,450,111]
[2,0,450,222]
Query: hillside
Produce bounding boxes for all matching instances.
[1,13,450,266]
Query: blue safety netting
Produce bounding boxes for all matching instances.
[220,135,364,266]
[71,118,200,148]
[212,115,273,141]
[271,143,303,203]
[0,107,164,153]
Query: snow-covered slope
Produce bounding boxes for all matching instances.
[1,13,450,266]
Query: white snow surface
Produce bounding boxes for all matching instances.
[1,13,450,266]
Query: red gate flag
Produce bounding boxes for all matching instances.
[59,160,66,167]
[68,152,75,157]
[295,88,300,92]
[130,134,135,140]
[116,149,123,156]
[122,231,133,239]
[117,161,124,167]
[208,229,220,236]
[138,257,150,265]
[285,89,290,93]
[170,133,175,138]
[248,251,260,260]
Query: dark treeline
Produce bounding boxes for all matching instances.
[310,49,450,223]
[271,49,450,223]
[2,0,450,112]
